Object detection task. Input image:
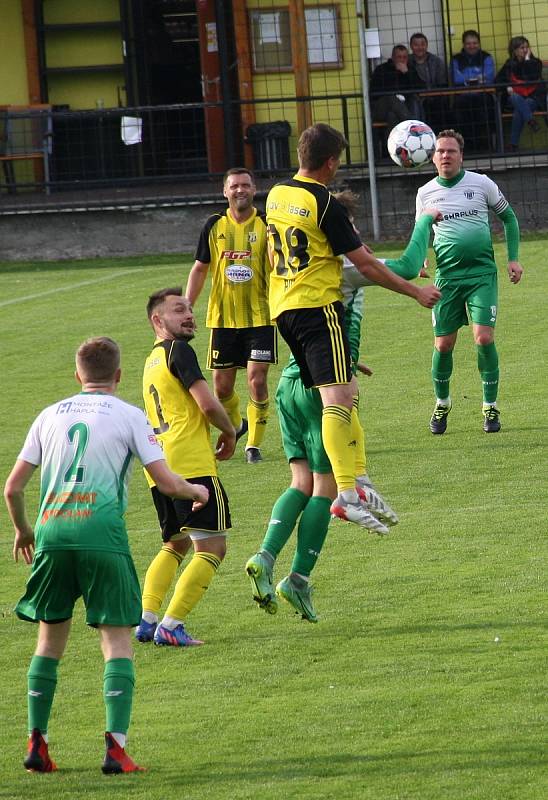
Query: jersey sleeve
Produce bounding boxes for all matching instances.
[169,339,205,390]
[17,413,44,466]
[320,196,362,255]
[194,215,220,263]
[483,175,508,215]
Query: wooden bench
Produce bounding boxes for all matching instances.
[0,104,53,194]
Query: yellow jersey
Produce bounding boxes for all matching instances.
[195,208,271,328]
[266,176,361,319]
[142,338,216,483]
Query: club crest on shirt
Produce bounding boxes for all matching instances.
[464,191,474,199]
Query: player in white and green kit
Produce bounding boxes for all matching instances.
[416,129,523,434]
[4,337,207,775]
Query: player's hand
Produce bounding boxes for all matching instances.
[191,484,209,511]
[418,266,430,278]
[357,362,373,376]
[215,429,236,460]
[422,208,442,223]
[508,261,523,284]
[416,284,441,308]
[13,526,35,564]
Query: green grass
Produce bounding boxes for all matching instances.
[0,239,546,800]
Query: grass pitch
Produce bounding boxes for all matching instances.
[0,238,546,800]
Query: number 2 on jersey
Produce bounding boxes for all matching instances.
[64,422,89,483]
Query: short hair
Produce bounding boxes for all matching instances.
[436,129,465,151]
[410,32,428,46]
[223,167,255,185]
[332,189,360,220]
[391,44,409,59]
[147,286,183,320]
[297,123,348,171]
[509,36,529,57]
[75,337,120,383]
[462,30,480,44]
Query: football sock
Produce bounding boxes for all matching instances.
[246,396,269,447]
[164,552,221,620]
[477,342,499,403]
[219,390,242,431]
[142,546,184,615]
[103,658,135,737]
[291,496,331,576]
[322,404,355,492]
[351,398,367,476]
[432,349,453,401]
[385,214,433,279]
[261,488,309,558]
[27,655,58,734]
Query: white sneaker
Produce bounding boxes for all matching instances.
[330,494,389,535]
[356,479,399,527]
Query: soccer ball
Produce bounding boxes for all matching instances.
[387,120,436,169]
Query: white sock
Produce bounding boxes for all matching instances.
[340,488,359,503]
[161,615,183,630]
[142,611,158,624]
[110,732,126,748]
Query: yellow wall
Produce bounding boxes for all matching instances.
[0,1,30,103]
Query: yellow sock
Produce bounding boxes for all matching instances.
[247,396,269,447]
[165,552,221,620]
[352,398,367,476]
[322,404,355,492]
[142,546,183,615]
[219,391,242,430]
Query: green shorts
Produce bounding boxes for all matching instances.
[15,549,142,627]
[433,272,498,336]
[275,374,331,474]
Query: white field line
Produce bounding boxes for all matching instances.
[0,265,175,308]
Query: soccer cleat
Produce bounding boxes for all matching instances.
[429,401,452,434]
[483,405,501,433]
[134,618,157,643]
[24,728,57,773]
[153,622,204,647]
[101,732,146,774]
[356,480,399,527]
[245,446,263,464]
[330,494,389,535]
[245,552,278,614]
[235,418,248,443]
[276,576,318,623]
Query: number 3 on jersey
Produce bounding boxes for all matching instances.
[268,223,309,276]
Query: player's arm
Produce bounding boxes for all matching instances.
[384,210,441,280]
[188,380,236,460]
[145,459,209,509]
[4,459,37,564]
[346,245,440,308]
[497,205,523,284]
[185,260,210,306]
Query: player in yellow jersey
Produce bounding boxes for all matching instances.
[266,123,440,527]
[186,168,277,464]
[136,288,236,647]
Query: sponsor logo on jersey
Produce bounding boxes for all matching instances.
[225,265,253,282]
[222,250,251,259]
[57,401,73,414]
[288,203,311,217]
[148,434,158,445]
[250,348,271,360]
[217,233,225,239]
[442,209,479,220]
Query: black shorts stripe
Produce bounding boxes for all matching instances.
[323,303,346,383]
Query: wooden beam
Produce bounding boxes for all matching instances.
[232,0,255,169]
[21,0,42,104]
[288,0,312,133]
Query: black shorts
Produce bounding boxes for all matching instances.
[151,476,231,541]
[276,302,352,389]
[207,326,278,369]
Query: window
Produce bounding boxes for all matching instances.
[249,6,342,72]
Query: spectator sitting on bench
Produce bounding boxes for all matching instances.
[408,32,450,131]
[496,36,547,152]
[370,45,425,149]
[450,30,496,152]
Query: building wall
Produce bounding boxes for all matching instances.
[0,1,29,103]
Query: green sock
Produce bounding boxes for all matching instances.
[103,658,135,735]
[432,349,453,400]
[261,488,309,559]
[291,496,332,577]
[477,342,499,403]
[27,655,59,734]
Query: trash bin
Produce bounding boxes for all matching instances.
[245,120,291,171]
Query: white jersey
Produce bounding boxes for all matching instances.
[416,170,508,279]
[19,392,164,553]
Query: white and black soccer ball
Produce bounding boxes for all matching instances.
[387,120,436,169]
